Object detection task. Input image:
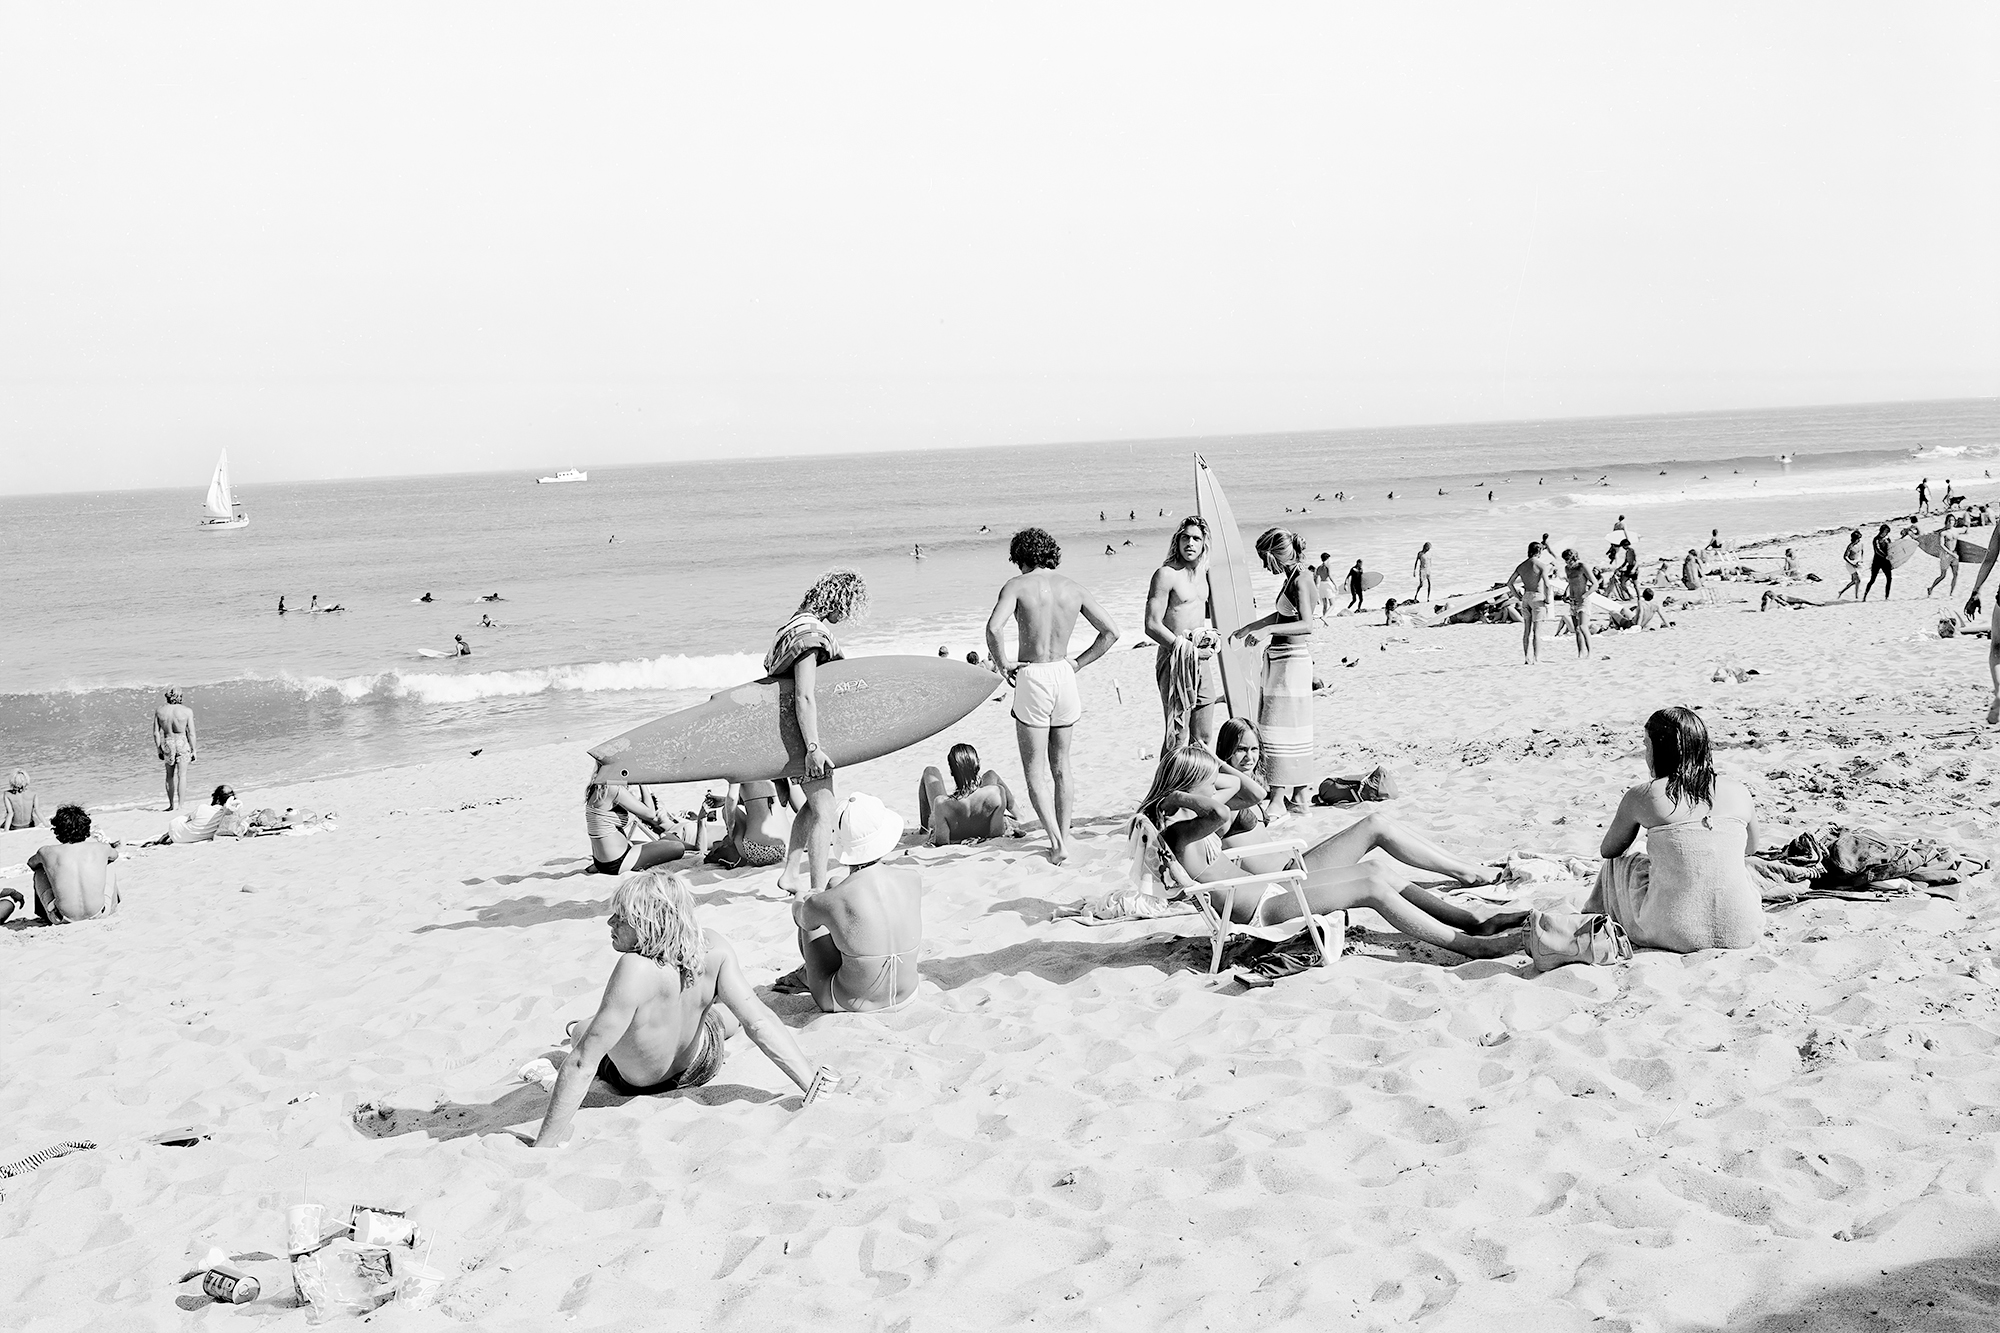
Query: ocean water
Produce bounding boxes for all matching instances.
[3,397,1994,809]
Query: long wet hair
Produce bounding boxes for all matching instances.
[611,870,707,989]
[1215,717,1262,776]
[946,742,981,796]
[1138,744,1220,825]
[1164,515,1210,566]
[1644,706,1716,810]
[797,569,869,624]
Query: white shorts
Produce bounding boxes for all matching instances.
[1011,659,1082,729]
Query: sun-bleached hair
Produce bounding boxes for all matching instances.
[6,770,26,792]
[1138,744,1220,826]
[1254,528,1304,566]
[797,569,869,624]
[610,870,707,990]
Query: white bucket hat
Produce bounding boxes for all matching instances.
[832,792,903,865]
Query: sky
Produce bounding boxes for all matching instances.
[1,3,1995,495]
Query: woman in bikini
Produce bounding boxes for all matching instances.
[1140,745,1526,958]
[1214,718,1269,838]
[584,780,687,876]
[1231,529,1316,816]
[916,743,1021,845]
[1588,706,1762,952]
[787,793,922,1013]
[703,781,793,869]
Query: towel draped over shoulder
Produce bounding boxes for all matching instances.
[764,613,844,678]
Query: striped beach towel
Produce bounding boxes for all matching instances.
[1258,640,1315,788]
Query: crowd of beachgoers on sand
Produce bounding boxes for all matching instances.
[9,476,1996,1154]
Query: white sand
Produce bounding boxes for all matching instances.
[4,530,1998,1330]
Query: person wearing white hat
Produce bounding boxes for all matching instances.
[783,792,923,1013]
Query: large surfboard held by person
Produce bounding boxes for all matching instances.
[590,657,1000,786]
[1193,455,1263,721]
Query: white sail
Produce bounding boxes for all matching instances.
[204,451,236,518]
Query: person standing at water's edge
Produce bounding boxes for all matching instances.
[1144,516,1225,754]
[768,569,869,894]
[153,688,197,811]
[985,528,1120,865]
[1412,542,1433,602]
[1231,528,1316,816]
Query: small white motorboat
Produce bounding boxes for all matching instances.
[537,468,588,484]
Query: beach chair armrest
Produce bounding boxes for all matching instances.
[1214,838,1308,863]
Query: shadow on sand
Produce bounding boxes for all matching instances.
[351,1077,787,1143]
[1723,1244,2000,1331]
[415,895,606,934]
[919,933,1190,991]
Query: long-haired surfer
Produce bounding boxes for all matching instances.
[1144,516,1225,754]
[768,569,869,895]
[1229,529,1316,817]
[985,528,1120,865]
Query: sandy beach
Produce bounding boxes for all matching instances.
[4,525,1998,1331]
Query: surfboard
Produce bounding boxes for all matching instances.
[1915,529,1993,565]
[1886,538,1922,569]
[1429,586,1511,627]
[1194,454,1262,722]
[589,656,1001,786]
[1358,571,1384,592]
[415,648,449,658]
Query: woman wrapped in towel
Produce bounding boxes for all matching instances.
[1588,706,1763,952]
[1140,744,1526,958]
[1230,528,1317,817]
[767,569,869,895]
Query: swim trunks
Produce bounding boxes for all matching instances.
[596,1008,727,1094]
[1011,659,1082,728]
[161,735,191,764]
[590,855,626,876]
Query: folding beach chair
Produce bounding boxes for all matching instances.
[1126,815,1346,975]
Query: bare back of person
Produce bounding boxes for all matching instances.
[30,840,121,922]
[799,862,923,1011]
[1613,777,1758,846]
[928,784,1008,843]
[1005,569,1085,661]
[591,934,743,1090]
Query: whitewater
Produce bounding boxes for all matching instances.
[2,396,1994,806]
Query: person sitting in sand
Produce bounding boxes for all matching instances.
[917,743,1021,845]
[1214,718,1271,838]
[1638,589,1675,630]
[1783,548,1802,579]
[1586,706,1761,953]
[531,870,833,1146]
[145,784,240,845]
[1139,746,1526,958]
[585,780,686,875]
[780,793,922,1013]
[3,770,42,830]
[703,781,793,869]
[4,804,122,926]
[768,568,870,894]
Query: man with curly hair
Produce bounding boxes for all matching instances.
[985,528,1119,865]
[533,870,835,1146]
[8,804,122,925]
[766,569,869,895]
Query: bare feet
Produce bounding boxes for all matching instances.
[1046,841,1068,866]
[1455,927,1527,958]
[1988,694,1999,725]
[1458,864,1506,888]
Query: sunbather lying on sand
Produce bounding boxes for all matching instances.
[532,870,833,1147]
[917,743,1021,845]
[144,785,239,845]
[1139,746,1526,957]
[3,804,121,926]
[1760,590,1841,611]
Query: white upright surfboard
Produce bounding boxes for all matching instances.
[1194,455,1263,723]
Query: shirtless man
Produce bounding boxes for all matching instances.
[1412,542,1433,602]
[1561,548,1594,658]
[152,688,197,811]
[1963,534,2000,724]
[6,805,122,926]
[1505,542,1561,664]
[1143,516,1225,752]
[791,793,923,1012]
[1312,552,1336,618]
[985,527,1120,864]
[917,743,1020,845]
[533,870,831,1147]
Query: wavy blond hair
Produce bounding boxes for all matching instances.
[610,870,707,990]
[797,569,869,624]
[1138,744,1220,826]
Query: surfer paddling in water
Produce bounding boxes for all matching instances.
[1144,516,1225,754]
[769,569,869,895]
[986,528,1120,865]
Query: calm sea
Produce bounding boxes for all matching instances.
[3,397,1994,808]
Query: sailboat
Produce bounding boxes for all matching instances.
[198,450,249,530]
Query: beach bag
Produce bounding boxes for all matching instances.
[1526,910,1633,972]
[1314,766,1400,806]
